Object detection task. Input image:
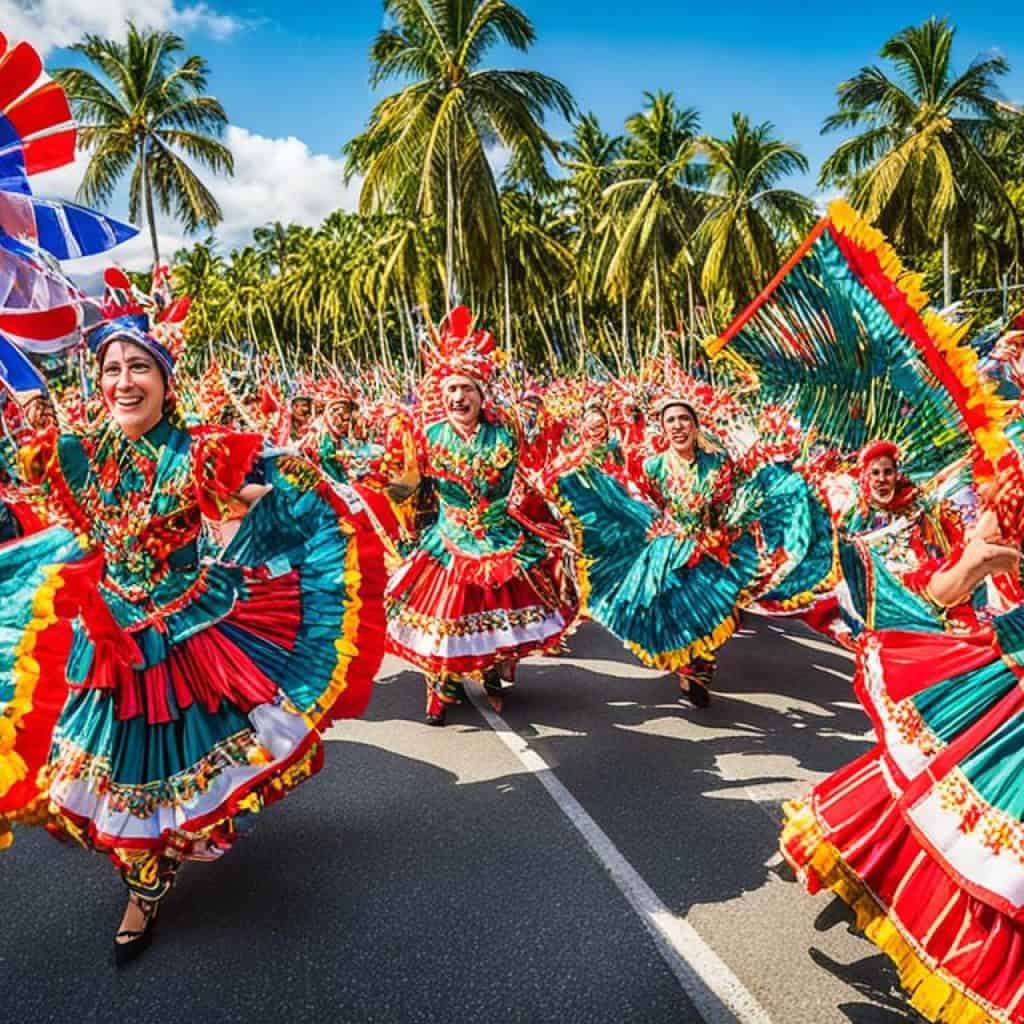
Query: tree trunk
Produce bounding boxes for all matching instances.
[577,288,587,357]
[504,256,512,352]
[654,257,663,359]
[621,292,630,369]
[141,135,161,268]
[398,291,412,376]
[687,269,695,345]
[943,228,953,308]
[378,304,391,374]
[445,143,455,313]
[533,308,559,373]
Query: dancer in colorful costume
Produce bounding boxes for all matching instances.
[306,385,421,561]
[0,284,388,963]
[553,385,835,705]
[714,201,1024,1023]
[794,441,976,645]
[782,471,1024,1023]
[385,307,579,725]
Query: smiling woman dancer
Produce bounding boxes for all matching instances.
[0,290,387,964]
[553,394,835,705]
[385,307,579,725]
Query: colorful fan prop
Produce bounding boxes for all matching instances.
[0,192,137,260]
[0,235,81,354]
[706,201,1009,482]
[0,33,74,194]
[0,33,137,259]
[0,331,46,394]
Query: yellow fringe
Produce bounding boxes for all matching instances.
[0,565,65,800]
[309,521,362,729]
[767,530,843,613]
[626,611,739,672]
[782,801,1006,1024]
[828,200,1011,471]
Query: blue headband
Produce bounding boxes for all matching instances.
[89,315,175,378]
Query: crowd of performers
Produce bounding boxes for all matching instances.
[2,281,1023,1021]
[6,36,1024,1024]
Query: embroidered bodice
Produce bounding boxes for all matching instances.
[643,448,734,536]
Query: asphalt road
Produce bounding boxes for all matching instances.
[0,615,926,1024]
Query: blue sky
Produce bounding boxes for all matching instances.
[11,0,1024,271]
[173,0,1024,185]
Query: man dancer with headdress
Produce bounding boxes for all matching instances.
[554,392,836,706]
[385,307,579,725]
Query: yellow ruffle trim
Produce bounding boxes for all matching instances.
[782,800,1006,1024]
[308,520,362,730]
[766,529,842,613]
[0,564,65,801]
[626,611,740,672]
[828,200,1010,471]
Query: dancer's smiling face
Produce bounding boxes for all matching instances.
[326,399,355,436]
[100,340,167,441]
[662,404,697,455]
[291,397,313,431]
[583,409,609,444]
[443,376,482,431]
[866,455,898,506]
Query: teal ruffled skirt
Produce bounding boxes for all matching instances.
[0,465,386,862]
[556,461,835,670]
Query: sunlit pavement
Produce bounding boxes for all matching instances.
[1,616,925,1023]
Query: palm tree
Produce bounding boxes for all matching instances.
[54,23,234,266]
[343,0,576,309]
[561,113,623,350]
[602,91,703,348]
[696,113,815,313]
[501,187,574,368]
[819,16,1021,305]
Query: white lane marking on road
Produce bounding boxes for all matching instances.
[467,686,773,1024]
[780,634,855,662]
[813,663,854,682]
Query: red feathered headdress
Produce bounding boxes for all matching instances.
[857,440,917,511]
[427,306,500,389]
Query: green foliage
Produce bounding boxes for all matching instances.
[54,22,233,266]
[819,16,1022,302]
[342,0,576,302]
[89,10,1021,374]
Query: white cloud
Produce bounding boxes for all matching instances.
[214,125,362,250]
[1,0,246,56]
[168,2,243,41]
[31,125,362,291]
[812,187,845,215]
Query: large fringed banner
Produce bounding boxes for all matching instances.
[707,201,1009,482]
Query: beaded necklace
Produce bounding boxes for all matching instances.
[78,420,200,593]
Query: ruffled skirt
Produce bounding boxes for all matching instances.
[782,609,1024,1023]
[556,462,835,671]
[385,523,578,677]
[0,478,387,863]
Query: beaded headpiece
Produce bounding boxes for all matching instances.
[86,266,190,377]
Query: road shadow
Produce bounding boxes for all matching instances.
[412,616,874,912]
[377,614,910,1023]
[0,722,695,1024]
